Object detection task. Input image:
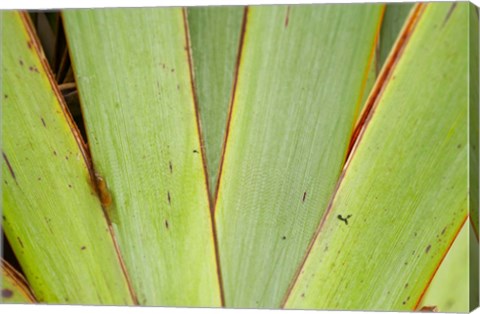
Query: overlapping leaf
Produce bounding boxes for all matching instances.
[284,3,469,310]
[2,11,134,304]
[468,3,479,238]
[1,3,476,311]
[214,4,384,308]
[63,8,221,306]
[1,260,35,303]
[417,221,475,312]
[187,6,245,198]
[378,3,414,70]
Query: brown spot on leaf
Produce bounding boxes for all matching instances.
[165,220,169,229]
[302,192,307,202]
[41,118,46,127]
[167,191,171,205]
[17,237,24,248]
[193,150,199,153]
[426,244,431,253]
[419,306,438,312]
[27,65,39,73]
[53,150,57,156]
[284,6,291,27]
[441,227,446,235]
[3,152,17,184]
[81,246,86,250]
[2,289,13,298]
[169,161,173,173]
[19,60,23,66]
[94,173,113,208]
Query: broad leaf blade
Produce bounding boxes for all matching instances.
[1,260,35,303]
[285,3,469,310]
[214,4,384,308]
[63,8,222,306]
[187,6,244,198]
[2,11,134,304]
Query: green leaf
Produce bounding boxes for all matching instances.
[187,6,245,198]
[378,3,414,70]
[284,3,469,310]
[469,221,479,310]
[1,260,35,303]
[469,3,479,238]
[417,220,472,312]
[63,8,222,306]
[358,49,378,116]
[214,4,384,308]
[2,11,134,304]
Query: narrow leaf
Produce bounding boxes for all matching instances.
[187,6,245,198]
[2,11,135,304]
[215,4,384,308]
[63,8,222,306]
[1,260,35,303]
[417,220,472,312]
[378,3,414,70]
[358,49,378,116]
[285,3,469,310]
[469,3,479,238]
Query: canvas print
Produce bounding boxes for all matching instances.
[1,2,479,312]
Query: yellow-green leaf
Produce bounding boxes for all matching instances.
[214,4,384,308]
[284,3,469,310]
[2,11,134,304]
[1,260,35,303]
[63,8,222,306]
[417,220,474,312]
[468,3,479,238]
